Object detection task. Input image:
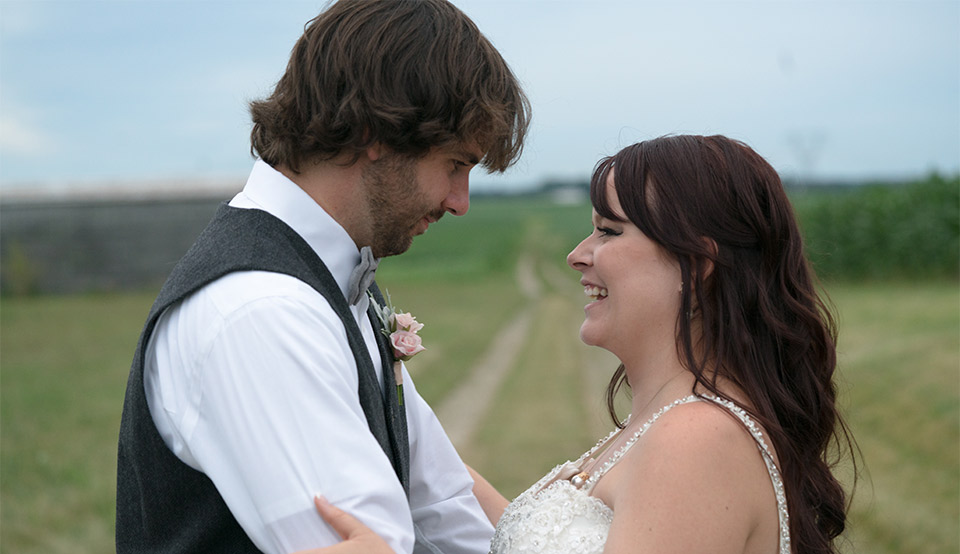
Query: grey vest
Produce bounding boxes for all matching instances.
[116,205,410,552]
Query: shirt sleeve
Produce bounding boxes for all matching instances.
[147,272,415,553]
[402,366,497,553]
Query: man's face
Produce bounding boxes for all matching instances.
[362,143,482,257]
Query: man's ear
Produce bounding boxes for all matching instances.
[365,142,384,162]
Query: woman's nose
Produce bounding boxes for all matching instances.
[567,237,590,271]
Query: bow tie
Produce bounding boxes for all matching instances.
[347,246,380,305]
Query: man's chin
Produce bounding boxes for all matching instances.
[374,235,415,258]
[374,216,435,257]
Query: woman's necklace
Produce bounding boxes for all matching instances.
[565,370,690,489]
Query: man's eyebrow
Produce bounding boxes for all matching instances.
[457,150,481,165]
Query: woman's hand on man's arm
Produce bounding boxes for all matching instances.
[293,496,394,554]
[293,462,506,554]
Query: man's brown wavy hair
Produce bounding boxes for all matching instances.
[250,0,530,174]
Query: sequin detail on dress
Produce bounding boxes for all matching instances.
[488,394,791,554]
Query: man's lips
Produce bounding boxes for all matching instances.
[417,212,445,233]
[415,217,431,234]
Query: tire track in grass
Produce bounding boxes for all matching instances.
[434,256,540,447]
[540,260,617,439]
[437,251,617,455]
[469,293,593,497]
[438,242,621,495]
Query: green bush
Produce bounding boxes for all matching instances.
[793,174,959,280]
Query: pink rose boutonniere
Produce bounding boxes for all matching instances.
[389,329,426,360]
[369,291,426,405]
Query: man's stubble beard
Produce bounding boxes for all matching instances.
[362,154,444,258]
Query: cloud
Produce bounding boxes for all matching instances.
[0,111,57,157]
[0,1,45,38]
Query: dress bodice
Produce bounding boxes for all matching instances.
[488,461,614,553]
[489,394,791,554]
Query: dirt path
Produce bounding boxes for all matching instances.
[434,256,540,447]
[435,253,618,449]
[540,261,617,438]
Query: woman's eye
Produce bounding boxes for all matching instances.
[597,226,621,237]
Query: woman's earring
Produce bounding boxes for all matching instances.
[678,282,683,295]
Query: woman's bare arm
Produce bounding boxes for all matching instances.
[466,463,509,526]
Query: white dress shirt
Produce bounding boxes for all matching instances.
[144,160,494,553]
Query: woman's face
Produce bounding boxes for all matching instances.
[566,172,683,358]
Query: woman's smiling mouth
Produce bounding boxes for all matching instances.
[583,285,608,301]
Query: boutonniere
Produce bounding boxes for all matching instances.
[369,291,425,405]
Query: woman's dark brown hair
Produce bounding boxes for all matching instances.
[249,0,530,174]
[591,135,857,554]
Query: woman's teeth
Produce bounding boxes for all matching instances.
[584,286,608,300]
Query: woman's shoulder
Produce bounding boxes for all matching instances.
[599,397,780,552]
[643,396,760,455]
[614,395,775,497]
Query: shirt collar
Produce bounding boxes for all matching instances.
[229,160,362,302]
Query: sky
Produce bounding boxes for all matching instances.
[1,0,958,194]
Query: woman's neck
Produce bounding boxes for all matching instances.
[620,341,693,417]
[615,327,709,419]
[628,368,695,420]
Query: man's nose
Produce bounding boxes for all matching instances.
[443,174,470,216]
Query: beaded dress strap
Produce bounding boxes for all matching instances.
[582,395,699,491]
[581,394,791,554]
[697,393,792,554]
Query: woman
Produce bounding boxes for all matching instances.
[306,134,856,553]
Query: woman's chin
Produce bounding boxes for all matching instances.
[578,325,602,347]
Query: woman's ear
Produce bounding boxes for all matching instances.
[699,237,718,280]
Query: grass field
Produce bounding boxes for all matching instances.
[1,196,957,553]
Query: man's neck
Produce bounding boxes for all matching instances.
[276,155,371,250]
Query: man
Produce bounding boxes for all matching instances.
[115,1,530,552]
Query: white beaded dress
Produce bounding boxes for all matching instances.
[488,394,791,554]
